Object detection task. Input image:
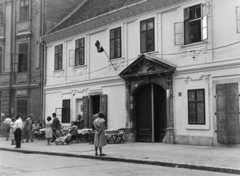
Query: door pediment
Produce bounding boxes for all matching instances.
[119,54,176,78]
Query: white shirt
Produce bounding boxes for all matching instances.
[4,118,11,125]
[13,119,23,131]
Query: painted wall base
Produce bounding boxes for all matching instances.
[175,135,214,146]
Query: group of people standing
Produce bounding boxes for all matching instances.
[3,114,34,148]
[3,111,108,156]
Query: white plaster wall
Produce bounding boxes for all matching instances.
[174,72,213,137]
[45,91,62,120]
[102,84,125,129]
[212,0,240,62]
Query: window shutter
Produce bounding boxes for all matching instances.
[100,94,108,128]
[201,2,210,16]
[82,96,89,128]
[174,22,184,45]
[184,7,190,20]
[201,16,208,40]
[236,7,240,33]
[69,49,75,67]
[216,83,240,144]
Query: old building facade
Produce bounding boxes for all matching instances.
[42,0,240,146]
[0,0,44,123]
[0,0,80,130]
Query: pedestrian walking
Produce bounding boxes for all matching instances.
[9,117,15,145]
[93,112,107,156]
[13,115,23,148]
[51,113,60,142]
[25,114,33,142]
[45,116,53,145]
[3,116,11,141]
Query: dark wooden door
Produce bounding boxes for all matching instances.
[136,84,152,142]
[216,83,240,144]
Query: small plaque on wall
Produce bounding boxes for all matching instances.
[16,89,28,96]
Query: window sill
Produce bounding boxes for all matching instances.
[109,57,125,63]
[186,124,209,130]
[139,50,159,56]
[53,69,64,73]
[73,65,87,69]
[181,41,207,49]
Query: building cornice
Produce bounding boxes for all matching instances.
[175,59,240,76]
[44,76,124,92]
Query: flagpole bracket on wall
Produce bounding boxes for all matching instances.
[95,40,117,71]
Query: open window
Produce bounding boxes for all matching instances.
[174,3,210,45]
[237,6,240,33]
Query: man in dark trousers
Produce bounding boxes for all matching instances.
[13,115,23,148]
[51,113,60,142]
[25,114,33,142]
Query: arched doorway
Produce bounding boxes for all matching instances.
[135,83,166,142]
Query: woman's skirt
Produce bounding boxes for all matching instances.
[9,129,14,140]
[45,127,53,138]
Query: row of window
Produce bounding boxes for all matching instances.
[54,89,206,125]
[54,18,156,70]
[54,3,210,70]
[12,88,205,124]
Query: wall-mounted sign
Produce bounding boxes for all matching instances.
[16,89,28,96]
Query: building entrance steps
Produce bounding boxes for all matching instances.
[0,137,239,175]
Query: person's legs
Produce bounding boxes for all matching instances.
[51,129,56,142]
[25,130,29,142]
[14,131,17,147]
[15,129,21,148]
[95,147,98,155]
[99,147,106,156]
[19,130,22,148]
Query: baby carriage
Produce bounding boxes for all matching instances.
[53,130,72,145]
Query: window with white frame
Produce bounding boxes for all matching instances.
[110,27,121,59]
[20,0,29,21]
[174,3,210,45]
[75,38,85,66]
[54,44,63,70]
[62,99,70,123]
[188,89,205,125]
[140,18,155,53]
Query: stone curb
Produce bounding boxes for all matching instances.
[0,147,239,175]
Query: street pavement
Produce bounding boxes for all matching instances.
[0,137,239,175]
[0,150,236,176]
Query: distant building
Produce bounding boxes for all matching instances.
[0,0,78,123]
[42,0,240,146]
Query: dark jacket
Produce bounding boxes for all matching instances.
[51,117,60,130]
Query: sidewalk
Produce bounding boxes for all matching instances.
[0,137,239,175]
